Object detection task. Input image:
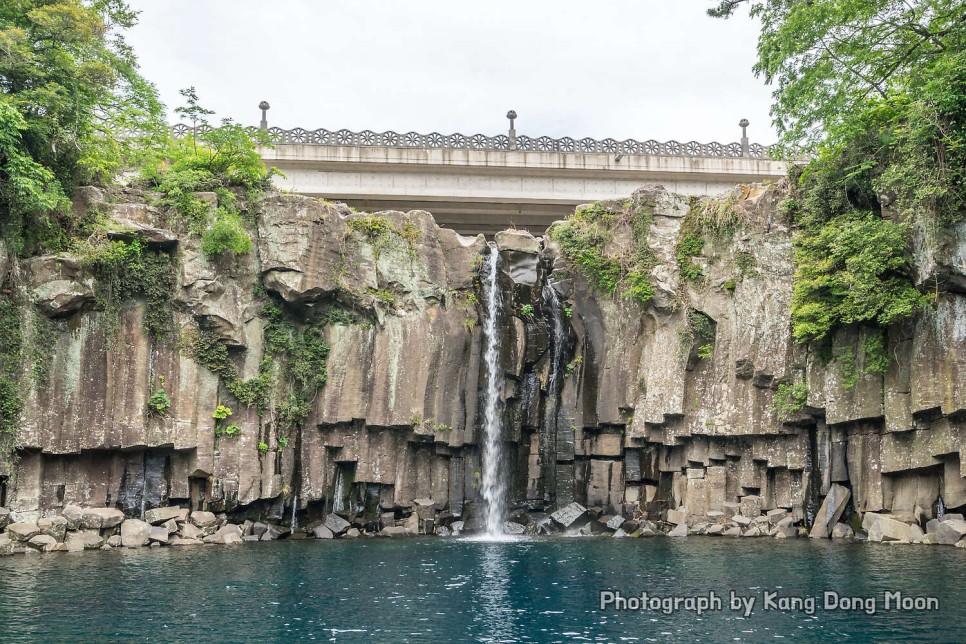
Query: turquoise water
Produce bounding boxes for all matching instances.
[0,537,962,642]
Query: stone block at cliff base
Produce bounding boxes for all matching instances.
[120,519,152,548]
[144,506,184,525]
[6,522,40,542]
[324,514,351,535]
[808,484,850,539]
[550,502,589,529]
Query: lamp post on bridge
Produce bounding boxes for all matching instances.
[259,101,271,130]
[507,110,517,150]
[739,118,750,157]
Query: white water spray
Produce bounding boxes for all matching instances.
[333,468,345,513]
[481,244,507,536]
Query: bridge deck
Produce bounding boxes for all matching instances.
[261,143,788,236]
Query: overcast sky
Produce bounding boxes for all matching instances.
[124,1,776,145]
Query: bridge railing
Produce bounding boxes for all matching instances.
[170,124,777,159]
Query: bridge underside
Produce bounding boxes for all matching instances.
[301,195,579,237]
[264,144,788,238]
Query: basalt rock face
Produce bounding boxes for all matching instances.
[0,183,964,537]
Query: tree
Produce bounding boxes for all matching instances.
[0,0,165,254]
[711,1,965,342]
[708,0,965,147]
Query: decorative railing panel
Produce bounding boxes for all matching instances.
[171,124,776,159]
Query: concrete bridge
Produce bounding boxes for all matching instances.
[179,118,789,236]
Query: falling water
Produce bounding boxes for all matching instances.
[481,243,507,536]
[290,494,298,532]
[333,468,345,513]
[937,495,945,520]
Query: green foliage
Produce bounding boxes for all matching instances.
[216,423,240,438]
[549,200,656,303]
[201,210,252,258]
[790,211,929,342]
[696,344,713,360]
[318,306,360,326]
[723,279,738,293]
[257,441,269,453]
[711,1,964,346]
[259,301,330,431]
[80,238,175,342]
[773,382,808,420]
[212,405,233,420]
[863,332,891,375]
[346,213,423,259]
[367,288,396,306]
[707,0,965,151]
[518,304,534,319]
[147,376,170,416]
[564,307,573,318]
[676,233,705,281]
[565,355,582,376]
[0,0,165,256]
[0,297,24,460]
[277,436,288,450]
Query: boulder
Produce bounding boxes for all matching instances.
[120,519,152,547]
[312,525,334,539]
[260,524,284,541]
[180,522,203,540]
[668,523,689,537]
[774,525,799,539]
[189,511,218,528]
[162,519,178,534]
[344,528,361,539]
[66,531,104,551]
[323,513,351,535]
[148,526,169,544]
[75,507,124,530]
[27,534,58,551]
[106,535,122,548]
[706,524,724,536]
[551,502,589,529]
[502,522,526,536]
[809,484,851,539]
[924,519,962,545]
[402,513,420,535]
[866,515,924,543]
[144,506,184,525]
[723,527,742,537]
[170,537,203,546]
[39,516,68,542]
[7,522,41,542]
[203,524,243,545]
[666,509,688,525]
[732,515,752,527]
[766,509,788,525]
[739,495,762,518]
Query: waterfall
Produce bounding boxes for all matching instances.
[333,468,345,513]
[290,494,298,532]
[481,243,507,536]
[938,495,945,520]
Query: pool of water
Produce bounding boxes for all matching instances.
[0,537,961,642]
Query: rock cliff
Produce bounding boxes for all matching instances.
[0,182,963,539]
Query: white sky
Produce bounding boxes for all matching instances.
[124,1,776,145]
